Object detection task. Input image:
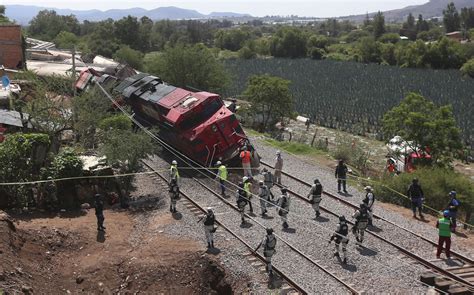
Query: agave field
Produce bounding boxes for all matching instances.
[224,59,474,144]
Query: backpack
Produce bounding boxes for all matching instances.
[265,235,277,251]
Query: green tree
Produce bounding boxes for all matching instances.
[357,37,381,63]
[373,11,386,39]
[87,19,120,57]
[461,7,474,30]
[461,58,474,78]
[214,28,251,51]
[99,115,155,200]
[443,2,461,33]
[0,5,11,23]
[382,93,462,166]
[238,46,256,59]
[269,27,307,58]
[145,43,229,93]
[73,88,111,149]
[0,133,50,207]
[379,33,400,44]
[416,14,430,33]
[402,13,417,40]
[114,16,140,48]
[113,45,143,70]
[28,10,80,40]
[54,31,79,49]
[242,74,294,131]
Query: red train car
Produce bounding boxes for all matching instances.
[113,73,249,166]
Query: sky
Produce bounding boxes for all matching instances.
[1,0,430,17]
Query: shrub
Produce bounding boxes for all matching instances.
[375,168,474,223]
[99,115,132,131]
[332,136,371,175]
[48,148,83,179]
[460,58,474,78]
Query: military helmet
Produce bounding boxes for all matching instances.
[314,179,320,184]
[449,190,457,197]
[281,187,287,193]
[339,215,346,222]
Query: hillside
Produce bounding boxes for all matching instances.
[341,0,474,22]
[4,5,251,24]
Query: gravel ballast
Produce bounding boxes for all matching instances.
[145,151,437,294]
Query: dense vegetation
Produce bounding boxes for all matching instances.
[224,58,474,144]
[21,3,474,73]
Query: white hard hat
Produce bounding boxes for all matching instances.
[243,176,248,182]
[216,161,222,165]
[207,207,213,212]
[172,160,177,165]
[364,186,372,191]
[276,150,281,155]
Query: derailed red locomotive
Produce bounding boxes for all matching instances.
[76,70,249,166]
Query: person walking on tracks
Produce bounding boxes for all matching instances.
[215,161,228,197]
[352,203,369,245]
[329,215,349,264]
[446,191,460,233]
[436,210,454,259]
[277,187,291,229]
[198,208,217,249]
[363,186,375,226]
[262,168,275,200]
[255,228,277,276]
[274,151,283,185]
[308,179,323,218]
[169,178,180,213]
[407,178,424,219]
[258,181,270,217]
[240,146,252,177]
[236,182,248,224]
[335,160,348,194]
[243,176,253,213]
[94,193,106,231]
[169,160,180,185]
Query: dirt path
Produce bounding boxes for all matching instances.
[1,208,239,294]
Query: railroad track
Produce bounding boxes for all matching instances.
[141,160,309,295]
[260,160,474,293]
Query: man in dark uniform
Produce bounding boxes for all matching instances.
[94,193,106,231]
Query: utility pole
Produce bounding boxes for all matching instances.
[71,46,76,97]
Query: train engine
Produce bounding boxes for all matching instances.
[113,73,249,166]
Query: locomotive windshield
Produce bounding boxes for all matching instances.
[179,99,223,130]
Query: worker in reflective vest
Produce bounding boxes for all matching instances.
[436,210,454,259]
[169,160,180,184]
[215,161,228,197]
[240,146,252,177]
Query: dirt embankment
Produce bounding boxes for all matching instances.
[0,209,239,294]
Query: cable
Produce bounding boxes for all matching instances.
[96,82,452,292]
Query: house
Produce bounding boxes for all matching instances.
[0,25,24,69]
[446,31,463,42]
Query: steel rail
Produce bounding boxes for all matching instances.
[260,160,474,265]
[141,160,309,295]
[191,177,361,294]
[260,160,474,287]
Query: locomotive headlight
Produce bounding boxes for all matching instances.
[212,125,218,132]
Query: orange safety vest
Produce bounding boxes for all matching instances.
[240,151,251,164]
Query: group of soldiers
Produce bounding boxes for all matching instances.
[165,151,381,275]
[164,151,461,276]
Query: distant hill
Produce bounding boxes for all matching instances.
[341,0,474,22]
[4,5,251,25]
